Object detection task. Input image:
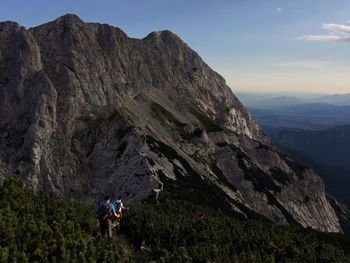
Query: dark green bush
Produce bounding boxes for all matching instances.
[123,200,350,262]
[190,107,223,133]
[0,177,140,262]
[1,177,350,263]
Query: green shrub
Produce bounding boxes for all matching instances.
[123,200,350,262]
[190,107,223,132]
[0,177,141,262]
[1,177,350,262]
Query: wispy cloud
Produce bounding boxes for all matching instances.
[298,22,350,43]
[323,23,350,34]
[298,35,350,42]
[276,7,282,12]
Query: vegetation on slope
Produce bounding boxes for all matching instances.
[123,200,350,262]
[150,102,186,129]
[0,178,140,263]
[1,178,350,262]
[190,107,224,133]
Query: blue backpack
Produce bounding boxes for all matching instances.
[98,203,112,221]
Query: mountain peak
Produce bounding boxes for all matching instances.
[54,13,84,24]
[144,30,183,44]
[0,15,344,234]
[0,21,22,32]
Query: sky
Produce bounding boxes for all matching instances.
[1,0,349,94]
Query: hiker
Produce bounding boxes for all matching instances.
[97,195,118,238]
[115,195,126,220]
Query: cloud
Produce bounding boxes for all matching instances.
[298,22,350,43]
[297,35,350,42]
[322,23,350,34]
[270,60,331,70]
[276,7,282,12]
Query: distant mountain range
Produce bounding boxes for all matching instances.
[250,103,350,130]
[237,92,350,108]
[316,93,350,106]
[237,94,306,108]
[238,93,350,130]
[237,92,350,207]
[264,125,350,207]
[265,125,350,170]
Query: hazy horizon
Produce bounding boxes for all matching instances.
[1,0,349,94]
[235,90,349,96]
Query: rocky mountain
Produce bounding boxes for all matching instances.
[0,14,344,233]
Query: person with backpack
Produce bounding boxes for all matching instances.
[97,195,117,238]
[115,195,126,220]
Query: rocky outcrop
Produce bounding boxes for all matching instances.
[0,14,342,232]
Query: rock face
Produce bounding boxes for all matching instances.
[0,14,343,232]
